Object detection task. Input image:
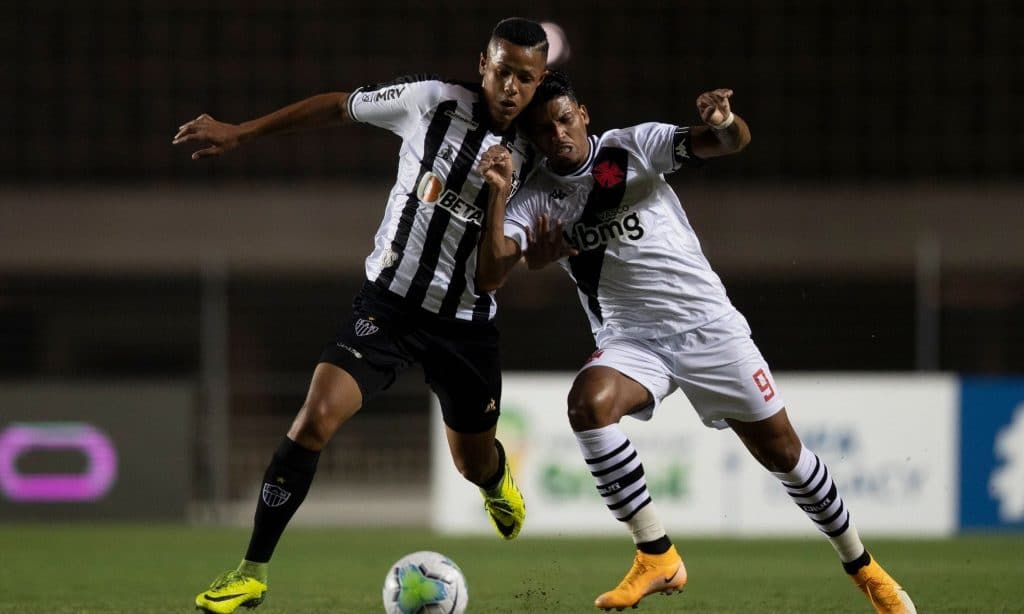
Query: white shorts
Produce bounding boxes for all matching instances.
[581,310,786,429]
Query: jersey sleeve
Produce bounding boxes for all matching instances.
[346,74,443,138]
[629,122,704,174]
[503,187,545,253]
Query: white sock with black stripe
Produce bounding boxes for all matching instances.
[575,425,665,546]
[772,446,865,563]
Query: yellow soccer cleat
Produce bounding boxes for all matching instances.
[479,457,526,540]
[195,570,267,613]
[595,545,687,611]
[851,555,916,614]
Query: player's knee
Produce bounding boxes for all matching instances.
[566,384,615,431]
[760,437,802,473]
[292,398,344,449]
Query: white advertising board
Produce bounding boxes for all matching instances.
[431,373,957,536]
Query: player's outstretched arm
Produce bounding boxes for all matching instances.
[690,88,751,159]
[475,145,523,292]
[172,92,352,160]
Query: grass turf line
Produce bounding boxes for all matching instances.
[1,525,1021,613]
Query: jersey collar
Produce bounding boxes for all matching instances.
[549,134,599,177]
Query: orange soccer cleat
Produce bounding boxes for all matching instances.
[594,546,687,611]
[850,554,916,614]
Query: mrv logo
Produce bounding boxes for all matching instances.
[564,211,644,250]
[362,85,406,103]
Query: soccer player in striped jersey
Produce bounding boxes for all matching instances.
[174,18,548,613]
[476,71,916,613]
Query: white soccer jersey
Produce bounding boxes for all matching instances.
[348,75,535,321]
[504,123,735,338]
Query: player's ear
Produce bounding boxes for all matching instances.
[479,47,489,76]
[579,104,590,127]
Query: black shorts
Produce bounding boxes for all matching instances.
[319,282,502,434]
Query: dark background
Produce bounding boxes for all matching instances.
[1,1,1021,446]
[3,1,1020,183]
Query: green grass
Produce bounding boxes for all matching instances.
[1,525,1022,613]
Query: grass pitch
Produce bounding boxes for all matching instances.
[0,525,1021,613]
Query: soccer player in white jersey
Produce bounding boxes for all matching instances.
[173,18,548,613]
[475,71,916,613]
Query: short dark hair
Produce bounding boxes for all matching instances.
[490,17,548,55]
[527,69,578,112]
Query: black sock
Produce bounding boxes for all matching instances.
[842,549,872,574]
[244,437,320,563]
[479,439,506,491]
[637,535,672,555]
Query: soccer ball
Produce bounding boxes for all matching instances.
[382,551,468,614]
[540,21,571,67]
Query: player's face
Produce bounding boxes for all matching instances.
[524,95,591,174]
[479,38,547,131]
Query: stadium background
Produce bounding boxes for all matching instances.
[1,2,1022,607]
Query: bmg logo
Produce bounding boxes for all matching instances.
[0,422,118,502]
[564,211,645,251]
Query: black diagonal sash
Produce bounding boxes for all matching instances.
[567,146,630,324]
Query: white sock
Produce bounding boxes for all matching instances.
[627,501,667,545]
[575,425,663,542]
[772,446,865,562]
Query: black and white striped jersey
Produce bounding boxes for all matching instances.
[347,75,535,322]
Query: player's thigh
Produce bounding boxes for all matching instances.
[291,362,362,423]
[292,307,417,448]
[575,338,674,425]
[420,323,502,435]
[288,362,363,448]
[672,313,786,429]
[676,355,785,429]
[568,366,653,430]
[319,306,417,405]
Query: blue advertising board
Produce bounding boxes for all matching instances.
[959,378,1024,530]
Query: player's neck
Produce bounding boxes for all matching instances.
[485,108,515,134]
[549,136,592,176]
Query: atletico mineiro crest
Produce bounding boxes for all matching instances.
[355,318,380,337]
[262,483,291,508]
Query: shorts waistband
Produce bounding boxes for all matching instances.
[357,281,497,334]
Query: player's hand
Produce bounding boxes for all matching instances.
[696,89,734,127]
[476,144,514,191]
[172,114,244,160]
[524,214,578,269]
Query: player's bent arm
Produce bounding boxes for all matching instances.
[475,182,523,292]
[690,113,751,159]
